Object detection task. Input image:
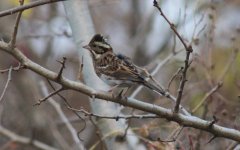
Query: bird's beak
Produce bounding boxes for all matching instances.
[83,45,90,50]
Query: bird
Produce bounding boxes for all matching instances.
[83,34,165,96]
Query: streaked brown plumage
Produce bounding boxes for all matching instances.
[83,34,165,95]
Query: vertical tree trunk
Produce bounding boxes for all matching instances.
[63,1,145,149]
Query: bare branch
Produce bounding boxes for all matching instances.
[174,53,192,113]
[226,141,239,150]
[34,87,64,106]
[130,49,183,98]
[0,125,58,150]
[9,0,24,48]
[67,107,159,120]
[191,82,223,113]
[167,67,183,91]
[129,49,190,116]
[206,135,217,144]
[0,66,12,103]
[46,79,87,141]
[0,64,23,73]
[0,41,240,142]
[89,117,106,150]
[153,0,192,52]
[78,56,84,80]
[56,57,66,81]
[153,0,193,113]
[0,0,66,17]
[39,81,85,150]
[217,48,239,81]
[167,126,183,140]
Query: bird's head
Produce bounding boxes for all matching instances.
[83,34,112,58]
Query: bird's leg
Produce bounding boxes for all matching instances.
[115,86,130,100]
[107,84,119,93]
[108,83,127,98]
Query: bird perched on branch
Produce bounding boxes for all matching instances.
[83,34,165,96]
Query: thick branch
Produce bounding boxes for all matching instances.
[0,41,240,142]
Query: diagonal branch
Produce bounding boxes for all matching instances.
[9,0,24,48]
[153,0,193,113]
[34,87,64,106]
[0,0,67,17]
[0,66,12,103]
[0,41,240,142]
[56,57,66,81]
[153,0,191,51]
[39,81,85,150]
[0,125,58,150]
[191,82,223,113]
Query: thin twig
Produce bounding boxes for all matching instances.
[89,117,106,150]
[34,87,64,106]
[206,135,217,144]
[46,79,87,141]
[191,82,223,113]
[208,116,218,128]
[171,34,177,54]
[167,126,182,140]
[174,50,192,113]
[0,0,67,17]
[191,14,205,42]
[78,56,84,80]
[0,125,58,150]
[129,50,190,117]
[153,0,193,113]
[9,0,24,48]
[67,107,159,120]
[130,49,183,98]
[23,32,71,39]
[0,66,12,103]
[0,64,23,73]
[226,141,239,150]
[56,57,66,81]
[217,48,239,81]
[89,129,125,150]
[167,67,183,91]
[164,126,184,144]
[39,81,85,150]
[153,0,191,51]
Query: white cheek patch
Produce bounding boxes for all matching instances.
[95,54,102,59]
[90,50,100,59]
[94,42,111,49]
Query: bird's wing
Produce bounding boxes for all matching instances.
[114,54,144,81]
[97,53,165,95]
[116,54,165,95]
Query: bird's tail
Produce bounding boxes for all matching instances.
[142,80,165,96]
